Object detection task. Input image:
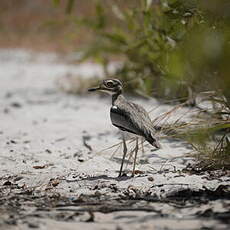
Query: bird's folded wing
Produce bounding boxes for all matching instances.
[110,105,145,136]
[110,102,160,147]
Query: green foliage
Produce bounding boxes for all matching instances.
[170,96,230,169]
[71,0,230,104]
[190,132,230,170]
[54,0,230,170]
[52,0,60,6]
[75,0,203,99]
[54,0,230,102]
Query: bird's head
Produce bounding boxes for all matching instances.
[88,79,123,95]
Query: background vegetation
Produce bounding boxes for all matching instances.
[67,0,230,101]
[56,0,230,169]
[0,0,98,52]
[1,0,229,169]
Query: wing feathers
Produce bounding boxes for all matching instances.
[110,97,159,147]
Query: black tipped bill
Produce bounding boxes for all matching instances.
[88,86,100,92]
[153,140,161,149]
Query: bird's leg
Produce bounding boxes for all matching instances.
[118,133,127,177]
[141,137,145,156]
[132,137,139,177]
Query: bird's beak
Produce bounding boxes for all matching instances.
[88,86,101,92]
[153,140,161,149]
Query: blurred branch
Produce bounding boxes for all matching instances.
[66,0,75,14]
[52,0,75,14]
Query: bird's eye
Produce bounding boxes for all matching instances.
[106,81,114,88]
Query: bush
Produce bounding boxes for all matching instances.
[55,0,230,169]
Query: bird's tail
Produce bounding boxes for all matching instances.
[146,133,161,149]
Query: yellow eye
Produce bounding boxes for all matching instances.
[106,81,114,88]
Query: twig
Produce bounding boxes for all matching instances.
[82,136,92,151]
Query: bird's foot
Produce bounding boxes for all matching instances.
[118,172,127,177]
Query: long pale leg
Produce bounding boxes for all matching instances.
[118,133,127,177]
[141,137,144,156]
[132,138,139,177]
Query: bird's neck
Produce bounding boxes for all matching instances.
[112,91,122,105]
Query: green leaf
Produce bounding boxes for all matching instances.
[52,0,60,6]
[102,32,127,45]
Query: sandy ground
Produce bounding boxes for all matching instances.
[0,49,229,230]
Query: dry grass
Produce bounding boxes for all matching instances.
[96,92,230,171]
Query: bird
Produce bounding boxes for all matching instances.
[88,79,160,177]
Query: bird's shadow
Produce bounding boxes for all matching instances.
[65,172,133,183]
[80,174,131,182]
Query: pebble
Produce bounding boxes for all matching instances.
[147,176,154,182]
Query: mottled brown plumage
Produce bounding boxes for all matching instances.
[111,94,160,148]
[88,79,160,176]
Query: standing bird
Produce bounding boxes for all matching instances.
[88,79,160,176]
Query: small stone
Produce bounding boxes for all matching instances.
[94,191,101,197]
[27,222,39,228]
[78,157,84,162]
[3,181,12,186]
[23,140,30,144]
[10,102,22,108]
[14,176,23,182]
[116,226,123,230]
[147,176,154,182]
[33,165,46,169]
[50,179,60,187]
[45,149,52,154]
[10,140,17,144]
